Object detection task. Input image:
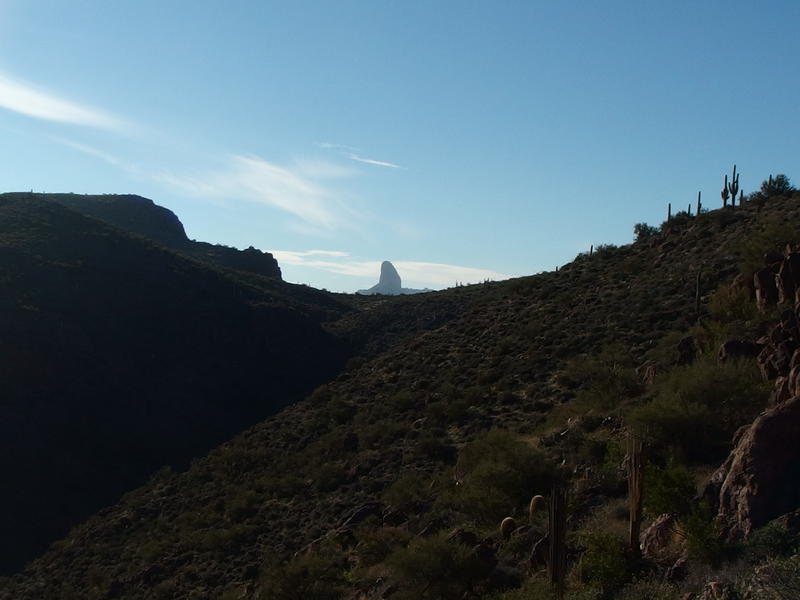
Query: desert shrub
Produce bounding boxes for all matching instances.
[748,174,796,204]
[594,243,619,258]
[360,419,406,449]
[628,357,768,463]
[199,524,257,552]
[645,331,687,367]
[310,462,347,492]
[388,390,417,411]
[644,463,725,565]
[578,530,629,596]
[413,429,455,462]
[681,501,724,565]
[483,576,560,599]
[748,554,800,598]
[559,344,643,410]
[743,522,798,564]
[307,384,332,406]
[385,534,492,600]
[443,430,556,525]
[225,488,259,522]
[615,578,680,600]
[592,440,627,495]
[355,526,412,567]
[382,471,432,513]
[257,549,348,600]
[661,211,692,233]
[258,473,305,498]
[707,283,759,325]
[738,217,800,277]
[644,461,696,518]
[634,223,658,242]
[326,399,357,425]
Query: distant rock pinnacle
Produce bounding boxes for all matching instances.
[377,261,402,293]
[357,260,431,295]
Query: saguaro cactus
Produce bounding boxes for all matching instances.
[500,516,516,539]
[728,165,739,200]
[696,191,702,215]
[627,433,644,557]
[529,494,546,523]
[721,175,730,207]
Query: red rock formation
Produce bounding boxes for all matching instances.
[713,396,800,539]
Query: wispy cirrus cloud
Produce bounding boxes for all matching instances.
[270,249,509,288]
[0,72,126,131]
[50,137,140,173]
[316,141,404,169]
[156,155,358,231]
[345,152,403,169]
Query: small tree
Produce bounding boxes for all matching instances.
[761,174,795,197]
[749,174,795,204]
[633,223,658,242]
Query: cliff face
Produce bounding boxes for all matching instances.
[48,193,189,246]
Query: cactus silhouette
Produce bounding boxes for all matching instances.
[721,174,730,207]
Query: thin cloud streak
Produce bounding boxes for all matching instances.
[51,137,138,173]
[270,249,509,288]
[157,155,357,230]
[315,141,360,152]
[346,153,403,169]
[0,72,126,131]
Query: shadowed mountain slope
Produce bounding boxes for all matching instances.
[0,196,350,574]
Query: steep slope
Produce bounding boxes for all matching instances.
[6,193,794,599]
[0,197,348,574]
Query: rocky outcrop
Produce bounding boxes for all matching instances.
[357,261,431,295]
[640,513,678,559]
[711,396,800,539]
[708,247,800,540]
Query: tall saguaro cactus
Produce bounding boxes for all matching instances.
[728,164,739,200]
[721,175,730,207]
[549,484,567,600]
[627,433,644,557]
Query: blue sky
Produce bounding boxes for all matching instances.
[0,1,797,292]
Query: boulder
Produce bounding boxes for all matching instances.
[713,396,800,539]
[754,267,778,311]
[697,581,737,600]
[640,513,678,559]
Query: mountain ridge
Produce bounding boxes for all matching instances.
[4,186,800,599]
